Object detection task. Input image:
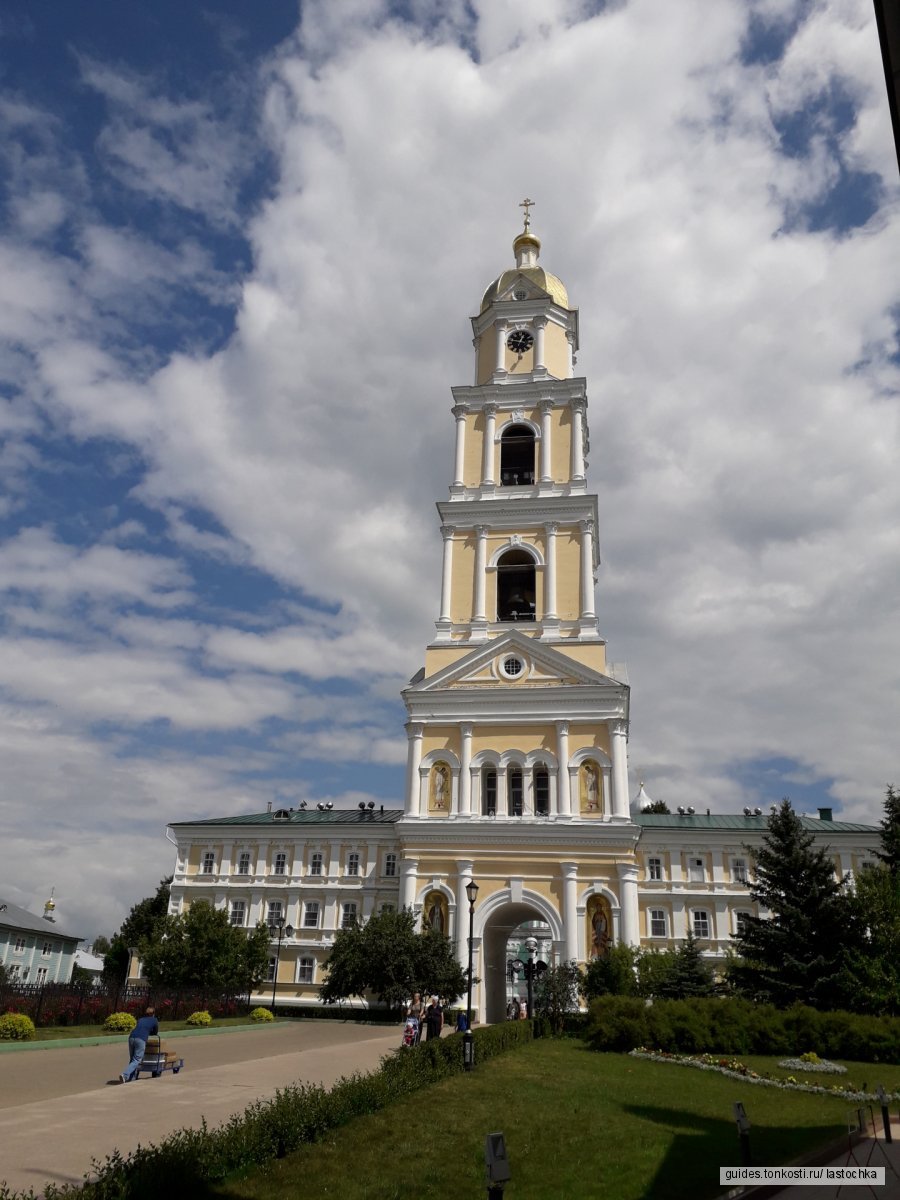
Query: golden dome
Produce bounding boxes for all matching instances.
[480,227,569,312]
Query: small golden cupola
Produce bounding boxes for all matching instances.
[473,200,578,386]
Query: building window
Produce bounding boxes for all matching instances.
[13,938,26,954]
[273,852,287,876]
[201,852,216,875]
[534,765,550,816]
[36,966,48,983]
[237,851,252,876]
[509,767,524,817]
[41,942,52,957]
[648,857,663,881]
[499,423,535,486]
[229,901,246,927]
[380,903,395,914]
[347,853,360,877]
[303,902,320,929]
[297,957,315,984]
[8,964,20,978]
[21,967,30,981]
[384,853,397,878]
[342,903,357,929]
[732,858,748,884]
[649,909,667,938]
[310,852,324,876]
[496,549,536,622]
[859,860,876,873]
[692,910,711,939]
[734,911,751,937]
[266,901,283,931]
[482,768,497,816]
[265,956,277,983]
[689,858,705,883]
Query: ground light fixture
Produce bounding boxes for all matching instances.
[270,916,293,1012]
[464,878,479,1071]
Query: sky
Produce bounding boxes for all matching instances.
[0,0,897,941]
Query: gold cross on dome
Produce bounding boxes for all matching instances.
[519,197,535,230]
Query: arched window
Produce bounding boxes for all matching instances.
[534,765,550,816]
[500,424,535,486]
[482,767,497,815]
[508,767,524,816]
[496,549,536,622]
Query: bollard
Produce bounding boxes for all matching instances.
[485,1131,511,1198]
[734,1102,752,1167]
[876,1086,893,1144]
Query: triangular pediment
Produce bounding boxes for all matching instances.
[408,631,622,695]
[495,272,552,305]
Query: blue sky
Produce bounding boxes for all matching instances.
[1,0,898,939]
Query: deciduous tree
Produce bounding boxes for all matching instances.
[140,901,269,993]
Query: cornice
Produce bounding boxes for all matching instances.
[451,378,587,407]
[436,495,599,527]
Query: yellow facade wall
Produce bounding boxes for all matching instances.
[552,407,574,482]
[555,530,581,620]
[543,324,570,381]
[476,333,494,386]
[551,642,608,673]
[463,412,484,487]
[450,534,475,623]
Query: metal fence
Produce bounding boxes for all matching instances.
[0,980,252,1026]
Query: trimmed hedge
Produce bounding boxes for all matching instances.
[0,1013,36,1041]
[185,1011,212,1027]
[0,1021,534,1199]
[102,1012,136,1034]
[586,996,900,1062]
[249,1007,274,1023]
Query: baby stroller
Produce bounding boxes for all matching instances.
[401,1016,419,1048]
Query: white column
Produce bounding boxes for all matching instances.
[220,841,233,876]
[617,863,640,947]
[439,526,454,622]
[494,323,507,375]
[400,858,418,911]
[566,331,576,378]
[419,766,429,818]
[562,862,579,961]
[456,859,474,967]
[544,521,558,619]
[481,405,497,485]
[580,520,596,619]
[459,724,473,816]
[473,525,488,621]
[571,400,586,480]
[254,843,267,878]
[539,399,553,482]
[496,765,508,817]
[452,404,467,487]
[610,719,630,818]
[671,896,687,940]
[533,316,548,373]
[405,723,424,816]
[556,722,571,816]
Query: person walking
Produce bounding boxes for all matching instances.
[423,995,443,1041]
[120,1006,159,1083]
[407,992,425,1045]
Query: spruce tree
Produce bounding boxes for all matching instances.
[732,798,848,1008]
[658,930,715,999]
[875,784,900,876]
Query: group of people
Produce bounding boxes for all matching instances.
[506,996,529,1020]
[405,992,445,1043]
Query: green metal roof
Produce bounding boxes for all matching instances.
[171,807,404,828]
[635,814,878,834]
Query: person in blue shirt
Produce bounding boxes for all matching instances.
[120,1007,159,1082]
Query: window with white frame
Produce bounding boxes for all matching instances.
[236,851,252,875]
[380,903,395,914]
[649,909,667,937]
[266,901,283,930]
[297,957,315,984]
[648,857,663,881]
[41,941,52,957]
[265,956,277,982]
[273,851,287,876]
[229,900,246,927]
[692,910,711,939]
[201,851,216,875]
[8,964,20,978]
[13,938,26,954]
[303,902,320,929]
[384,853,397,878]
[689,857,705,883]
[347,852,360,877]
[734,911,751,937]
[732,858,748,884]
[22,966,30,980]
[341,902,357,929]
[310,852,323,876]
[36,966,48,982]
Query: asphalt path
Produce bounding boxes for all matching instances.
[0,1021,404,1195]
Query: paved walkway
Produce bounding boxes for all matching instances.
[754,1115,900,1200]
[0,1021,403,1196]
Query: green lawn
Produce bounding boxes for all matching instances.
[737,1055,900,1095]
[212,1041,859,1200]
[30,1016,272,1041]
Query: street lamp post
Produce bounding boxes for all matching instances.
[524,936,538,1019]
[270,916,293,1013]
[464,878,479,1071]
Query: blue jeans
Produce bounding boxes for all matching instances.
[122,1036,146,1080]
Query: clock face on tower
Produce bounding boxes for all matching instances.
[507,330,534,354]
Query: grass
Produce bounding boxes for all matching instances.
[738,1055,900,1094]
[210,1041,858,1200]
[29,1016,272,1041]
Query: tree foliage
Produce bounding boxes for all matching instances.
[875,784,900,876]
[320,908,467,1012]
[103,877,172,985]
[656,931,715,999]
[641,800,671,814]
[583,944,638,999]
[534,960,581,1032]
[837,864,900,1015]
[731,799,849,1008]
[139,901,270,993]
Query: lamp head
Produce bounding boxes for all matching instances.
[465,879,479,906]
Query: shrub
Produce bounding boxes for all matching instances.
[186,1010,213,1027]
[249,1007,274,1023]
[0,1012,36,1041]
[103,1011,137,1033]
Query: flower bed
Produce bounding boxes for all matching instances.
[630,1047,899,1103]
[778,1054,846,1075]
